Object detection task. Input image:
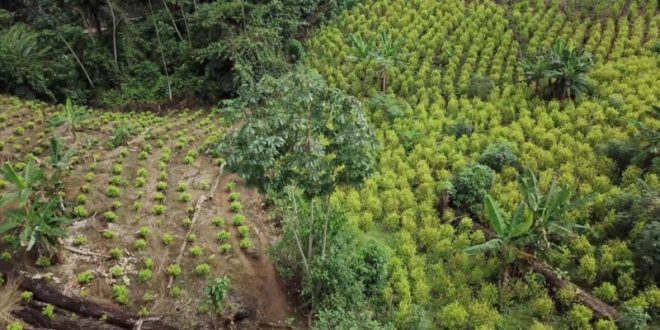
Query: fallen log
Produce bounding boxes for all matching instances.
[14,304,124,330]
[0,262,179,330]
[472,222,620,320]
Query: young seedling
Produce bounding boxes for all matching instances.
[35,256,51,267]
[138,227,151,238]
[153,204,166,215]
[74,206,89,218]
[84,172,96,182]
[167,263,182,277]
[76,194,87,205]
[195,263,211,276]
[190,246,203,257]
[133,201,143,211]
[219,244,232,254]
[212,217,224,227]
[109,248,123,259]
[111,200,122,210]
[106,186,121,198]
[238,225,250,238]
[110,265,124,278]
[138,269,153,283]
[177,182,189,192]
[42,304,55,319]
[73,235,87,246]
[225,181,236,192]
[240,238,253,250]
[179,192,192,202]
[228,192,240,202]
[182,217,192,228]
[216,230,230,242]
[102,230,116,239]
[103,211,118,222]
[187,234,197,242]
[78,271,94,284]
[232,214,245,226]
[162,233,174,245]
[230,201,242,212]
[112,285,129,305]
[135,239,147,251]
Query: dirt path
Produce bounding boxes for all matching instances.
[212,174,296,325]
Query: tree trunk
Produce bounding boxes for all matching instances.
[0,262,179,329]
[471,222,620,320]
[523,255,620,320]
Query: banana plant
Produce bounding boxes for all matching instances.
[0,160,44,210]
[0,199,69,253]
[464,194,533,263]
[517,169,593,249]
[464,194,532,304]
[49,98,88,142]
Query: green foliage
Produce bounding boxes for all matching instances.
[195,263,211,275]
[437,302,468,329]
[205,276,231,314]
[42,304,55,319]
[477,143,518,172]
[449,164,496,213]
[618,306,651,330]
[77,270,94,284]
[632,220,660,283]
[112,284,129,305]
[138,269,153,283]
[217,68,376,197]
[520,40,593,100]
[167,263,182,277]
[566,304,593,330]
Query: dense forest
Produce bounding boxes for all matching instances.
[0,0,659,329]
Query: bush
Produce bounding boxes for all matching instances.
[438,302,468,329]
[618,306,650,330]
[466,75,494,100]
[567,304,593,330]
[477,143,518,172]
[450,164,496,213]
[632,220,660,283]
[593,282,618,303]
[594,319,617,330]
[532,295,555,320]
[604,139,638,173]
[112,285,129,305]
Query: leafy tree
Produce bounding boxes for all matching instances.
[520,40,593,100]
[348,32,405,91]
[217,68,377,197]
[477,143,518,172]
[449,164,496,214]
[632,220,660,284]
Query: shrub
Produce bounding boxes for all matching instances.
[42,304,55,319]
[577,254,597,284]
[157,181,168,191]
[153,204,166,215]
[466,75,494,100]
[216,230,230,242]
[179,192,192,202]
[102,230,116,239]
[632,220,660,283]
[450,164,496,213]
[77,271,94,284]
[567,304,592,330]
[84,172,96,182]
[240,238,253,250]
[134,239,147,251]
[106,186,121,198]
[438,302,468,329]
[190,246,203,257]
[162,233,174,245]
[111,200,122,210]
[21,291,33,303]
[73,206,89,217]
[233,214,246,226]
[229,192,240,202]
[594,282,618,303]
[604,139,638,173]
[109,248,123,259]
[477,143,518,172]
[238,225,250,238]
[134,177,146,187]
[594,319,617,330]
[73,235,87,246]
[6,322,23,330]
[138,227,151,238]
[219,244,232,254]
[35,256,51,267]
[618,306,650,330]
[212,217,224,227]
[110,265,124,278]
[112,285,129,305]
[532,295,555,320]
[230,201,242,212]
[167,263,182,277]
[195,263,211,275]
[138,269,153,283]
[141,257,153,269]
